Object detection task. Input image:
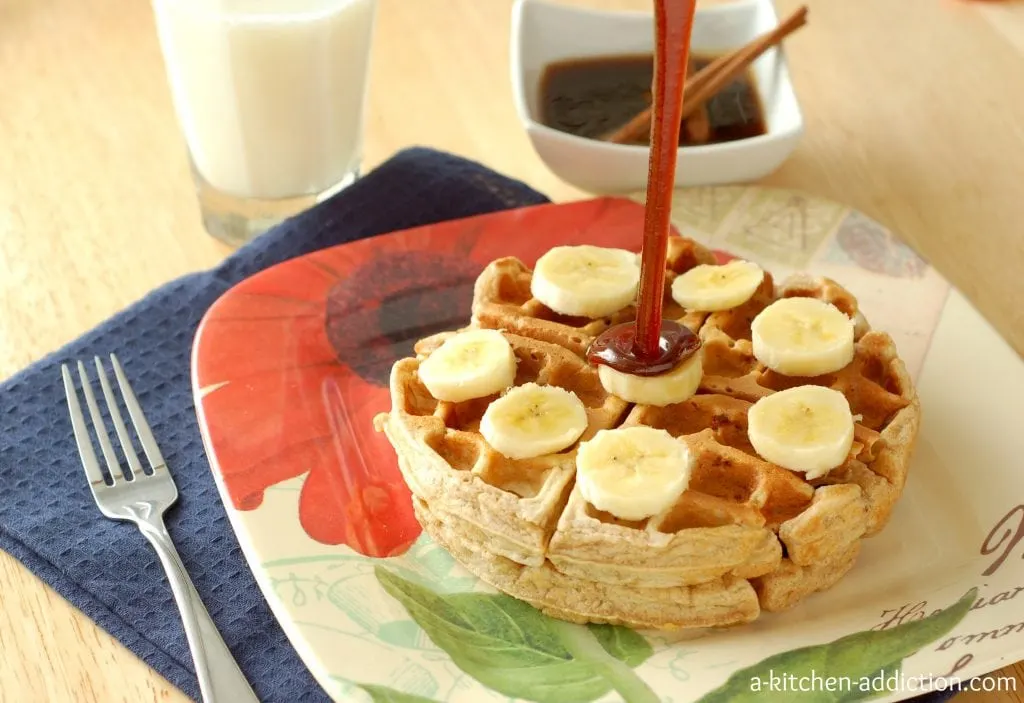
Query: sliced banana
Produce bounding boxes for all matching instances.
[531,245,641,318]
[747,385,855,479]
[417,329,516,402]
[671,260,765,312]
[576,426,694,521]
[480,383,588,460]
[597,349,703,407]
[751,297,855,376]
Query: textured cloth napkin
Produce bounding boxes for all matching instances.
[0,148,960,702]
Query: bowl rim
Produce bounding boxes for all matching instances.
[512,0,759,28]
[509,0,804,156]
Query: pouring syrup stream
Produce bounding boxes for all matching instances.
[586,0,702,377]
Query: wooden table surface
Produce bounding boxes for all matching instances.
[2,0,1023,701]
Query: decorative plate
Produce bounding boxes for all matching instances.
[191,190,1024,703]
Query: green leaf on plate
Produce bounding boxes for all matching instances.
[697,587,977,703]
[377,620,430,649]
[354,682,442,703]
[374,566,659,703]
[587,623,654,668]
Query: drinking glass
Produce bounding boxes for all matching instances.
[151,0,377,246]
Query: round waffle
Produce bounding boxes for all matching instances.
[375,236,920,630]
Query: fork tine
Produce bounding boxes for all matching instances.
[94,357,146,478]
[76,360,125,483]
[62,364,106,486]
[110,354,166,471]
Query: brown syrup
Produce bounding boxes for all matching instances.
[587,0,702,376]
[539,53,766,147]
[586,320,700,377]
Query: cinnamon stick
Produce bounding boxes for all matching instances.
[602,5,808,145]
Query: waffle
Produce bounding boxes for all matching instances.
[376,235,920,630]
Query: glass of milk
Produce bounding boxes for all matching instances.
[151,0,376,246]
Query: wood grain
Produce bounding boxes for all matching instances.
[1,0,1022,701]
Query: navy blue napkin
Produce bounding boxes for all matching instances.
[0,147,961,702]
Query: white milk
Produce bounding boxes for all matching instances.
[152,0,376,199]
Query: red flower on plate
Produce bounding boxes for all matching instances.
[193,198,661,556]
[194,234,479,556]
[325,248,481,387]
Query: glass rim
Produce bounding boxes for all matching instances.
[151,0,375,23]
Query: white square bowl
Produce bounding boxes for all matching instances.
[510,0,805,193]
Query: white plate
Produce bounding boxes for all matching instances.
[192,188,1024,702]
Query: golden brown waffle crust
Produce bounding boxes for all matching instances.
[376,235,922,630]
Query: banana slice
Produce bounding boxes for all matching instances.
[751,297,855,376]
[576,427,694,521]
[531,245,641,318]
[597,349,703,407]
[671,260,765,311]
[417,329,516,402]
[747,385,855,479]
[480,383,588,460]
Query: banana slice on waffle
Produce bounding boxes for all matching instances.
[481,383,588,460]
[671,260,765,312]
[576,427,694,521]
[530,245,640,318]
[417,328,516,402]
[751,297,855,376]
[597,349,703,407]
[747,385,855,479]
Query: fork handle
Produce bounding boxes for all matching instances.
[137,514,259,703]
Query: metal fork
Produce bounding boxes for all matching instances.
[62,355,258,703]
